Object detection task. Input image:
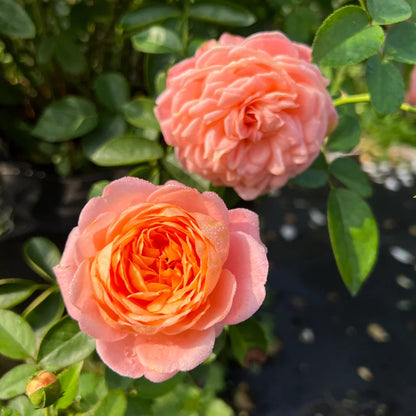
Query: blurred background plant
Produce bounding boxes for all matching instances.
[1,0,416,414]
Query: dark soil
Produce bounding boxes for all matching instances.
[1,162,416,416]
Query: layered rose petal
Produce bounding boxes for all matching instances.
[54,178,268,381]
[154,31,338,200]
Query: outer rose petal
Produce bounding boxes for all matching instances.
[229,208,261,242]
[53,228,81,320]
[79,177,156,231]
[135,328,216,375]
[223,232,268,325]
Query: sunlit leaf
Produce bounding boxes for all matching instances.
[0,309,36,359]
[328,188,379,295]
[312,6,384,67]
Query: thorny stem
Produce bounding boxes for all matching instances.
[333,93,416,114]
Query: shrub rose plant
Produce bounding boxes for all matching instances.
[53,177,268,382]
[155,31,338,200]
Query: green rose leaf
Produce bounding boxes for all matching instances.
[0,0,35,39]
[228,318,268,367]
[93,73,130,112]
[55,361,83,409]
[23,289,65,343]
[312,6,384,67]
[87,134,163,167]
[23,237,61,282]
[32,97,98,142]
[205,398,234,416]
[189,0,256,27]
[0,309,36,359]
[384,22,416,64]
[122,98,160,130]
[329,157,373,198]
[105,368,134,392]
[366,55,404,115]
[95,390,127,416]
[0,278,41,309]
[82,114,127,161]
[367,0,411,25]
[327,106,361,152]
[134,374,182,400]
[291,153,328,188]
[0,364,37,400]
[120,4,181,32]
[162,152,210,193]
[37,316,96,369]
[78,372,108,412]
[328,188,379,296]
[6,396,43,416]
[0,408,20,416]
[131,26,182,55]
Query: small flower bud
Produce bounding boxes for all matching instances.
[26,371,61,408]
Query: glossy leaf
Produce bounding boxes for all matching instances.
[162,152,210,193]
[327,107,361,152]
[6,396,43,416]
[23,237,61,282]
[312,6,384,67]
[122,98,160,130]
[189,1,256,27]
[32,97,98,142]
[88,180,110,199]
[82,115,127,161]
[93,73,130,112]
[384,22,416,64]
[366,55,404,115]
[328,188,379,295]
[0,309,36,359]
[0,0,35,39]
[228,318,268,367]
[0,364,37,400]
[120,4,181,31]
[78,372,108,412]
[330,157,373,198]
[55,361,83,409]
[131,26,182,54]
[37,316,96,369]
[134,374,182,399]
[96,390,127,416]
[367,0,411,25]
[87,134,163,166]
[0,278,40,309]
[23,289,65,343]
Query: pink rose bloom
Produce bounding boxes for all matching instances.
[53,177,268,382]
[155,31,338,200]
[405,66,416,106]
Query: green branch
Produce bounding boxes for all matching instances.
[333,93,416,114]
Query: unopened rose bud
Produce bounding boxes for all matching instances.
[26,371,61,408]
